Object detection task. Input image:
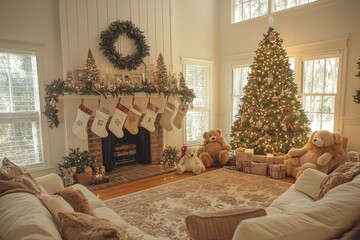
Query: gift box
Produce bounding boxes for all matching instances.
[245,149,254,162]
[266,154,285,175]
[269,170,286,179]
[253,155,267,163]
[269,163,286,179]
[242,161,251,168]
[250,162,267,176]
[235,147,246,164]
[243,166,251,174]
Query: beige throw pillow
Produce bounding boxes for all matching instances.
[37,194,74,224]
[58,212,133,240]
[185,208,266,240]
[59,187,95,216]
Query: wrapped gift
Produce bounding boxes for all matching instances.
[269,163,286,178]
[250,162,267,176]
[242,161,251,168]
[266,153,285,175]
[235,162,243,171]
[235,147,246,164]
[269,169,286,179]
[243,166,251,174]
[253,155,267,163]
[245,149,254,162]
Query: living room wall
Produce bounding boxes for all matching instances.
[217,0,360,152]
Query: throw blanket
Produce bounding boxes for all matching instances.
[0,179,37,197]
[317,162,360,200]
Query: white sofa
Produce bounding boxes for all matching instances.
[0,169,359,240]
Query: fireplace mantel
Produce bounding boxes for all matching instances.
[61,93,177,152]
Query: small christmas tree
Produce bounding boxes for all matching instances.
[230,27,310,155]
[58,148,96,173]
[159,145,180,168]
[84,48,100,90]
[353,58,360,104]
[154,53,168,88]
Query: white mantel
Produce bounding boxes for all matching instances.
[60,93,181,153]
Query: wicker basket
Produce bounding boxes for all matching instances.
[76,172,92,185]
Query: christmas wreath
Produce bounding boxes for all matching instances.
[99,20,150,71]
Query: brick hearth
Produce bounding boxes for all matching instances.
[87,114,163,167]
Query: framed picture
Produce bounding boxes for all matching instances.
[131,73,142,87]
[115,74,123,83]
[74,69,86,88]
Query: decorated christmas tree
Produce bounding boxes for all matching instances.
[159,145,180,168]
[230,27,310,155]
[153,53,168,88]
[84,48,100,90]
[353,58,360,104]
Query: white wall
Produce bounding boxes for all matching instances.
[218,0,360,152]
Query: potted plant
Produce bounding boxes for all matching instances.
[59,148,96,185]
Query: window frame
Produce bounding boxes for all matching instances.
[181,57,214,146]
[0,40,48,170]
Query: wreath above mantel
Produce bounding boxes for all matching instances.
[99,20,150,71]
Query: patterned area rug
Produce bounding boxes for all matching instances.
[106,168,291,240]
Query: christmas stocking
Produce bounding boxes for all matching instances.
[160,101,176,131]
[141,101,159,132]
[109,102,129,138]
[91,107,110,138]
[72,104,93,140]
[173,103,189,129]
[124,104,143,135]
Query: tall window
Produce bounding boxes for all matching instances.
[232,66,250,124]
[0,50,43,167]
[232,0,317,23]
[182,59,212,145]
[301,57,339,132]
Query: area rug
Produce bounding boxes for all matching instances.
[106,168,291,240]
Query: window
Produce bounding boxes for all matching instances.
[232,66,250,124]
[301,57,339,132]
[232,0,317,23]
[182,59,213,145]
[0,50,43,168]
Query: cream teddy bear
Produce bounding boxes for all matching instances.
[284,130,346,179]
[177,146,205,175]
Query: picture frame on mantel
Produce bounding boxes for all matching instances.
[74,69,86,88]
[131,73,142,87]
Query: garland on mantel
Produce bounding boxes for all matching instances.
[43,78,196,128]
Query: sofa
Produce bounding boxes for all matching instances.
[1,165,360,240]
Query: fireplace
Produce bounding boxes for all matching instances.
[87,115,163,172]
[102,128,151,172]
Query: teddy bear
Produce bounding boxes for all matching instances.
[198,128,231,167]
[177,146,205,175]
[284,130,346,179]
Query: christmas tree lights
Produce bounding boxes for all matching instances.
[230,27,310,154]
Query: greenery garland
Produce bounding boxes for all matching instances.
[99,20,150,71]
[43,79,196,128]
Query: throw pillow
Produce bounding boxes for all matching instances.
[294,168,327,199]
[37,194,74,224]
[185,208,266,240]
[59,187,95,216]
[58,212,133,240]
[0,157,44,194]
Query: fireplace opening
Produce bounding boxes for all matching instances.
[102,127,151,172]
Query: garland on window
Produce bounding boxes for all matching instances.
[99,20,150,71]
[353,58,360,104]
[43,78,195,128]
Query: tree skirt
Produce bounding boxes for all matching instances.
[105,168,291,240]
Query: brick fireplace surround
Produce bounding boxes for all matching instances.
[87,115,163,169]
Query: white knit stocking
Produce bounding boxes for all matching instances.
[109,102,129,138]
[72,104,93,140]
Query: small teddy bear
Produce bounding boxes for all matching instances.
[198,128,231,167]
[177,146,205,175]
[284,130,346,179]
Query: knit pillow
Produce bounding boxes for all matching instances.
[185,208,266,240]
[59,187,95,216]
[0,158,44,194]
[58,212,133,240]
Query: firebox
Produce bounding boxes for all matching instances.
[102,127,151,172]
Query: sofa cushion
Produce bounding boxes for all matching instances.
[37,194,74,223]
[232,212,335,240]
[0,192,62,240]
[295,168,327,199]
[36,173,64,195]
[72,184,106,209]
[59,187,95,216]
[185,208,266,240]
[58,212,132,240]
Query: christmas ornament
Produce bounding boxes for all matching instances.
[284,107,291,113]
[255,120,263,129]
[287,124,293,132]
[269,33,277,43]
[282,123,287,131]
[272,96,279,102]
[249,117,254,123]
[72,102,93,140]
[173,103,189,129]
[267,73,274,84]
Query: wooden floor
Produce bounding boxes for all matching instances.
[92,168,295,201]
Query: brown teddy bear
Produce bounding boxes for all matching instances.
[198,129,231,167]
[284,130,346,179]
